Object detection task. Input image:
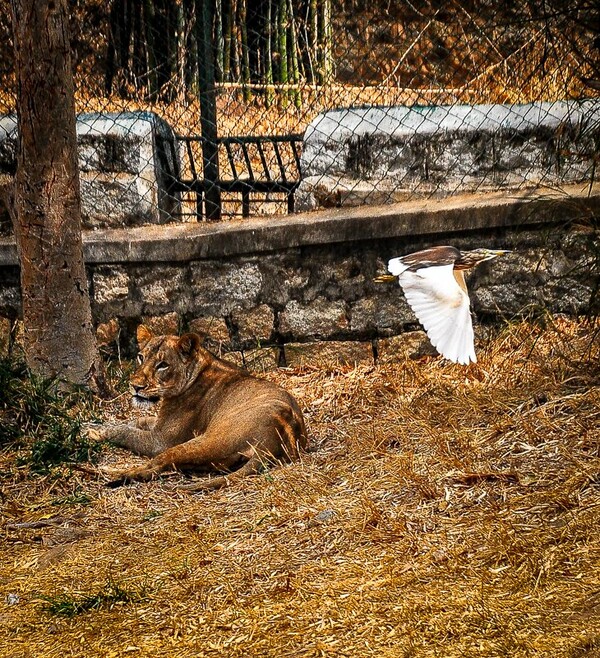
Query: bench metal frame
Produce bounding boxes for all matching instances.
[169,133,303,220]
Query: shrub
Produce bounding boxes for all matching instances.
[0,356,100,473]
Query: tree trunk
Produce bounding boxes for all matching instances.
[10,0,105,392]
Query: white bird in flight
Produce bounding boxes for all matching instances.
[375,246,510,365]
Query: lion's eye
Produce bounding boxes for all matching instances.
[156,361,169,372]
[137,354,144,365]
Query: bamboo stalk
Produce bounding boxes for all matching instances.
[230,0,240,84]
[278,0,288,106]
[143,0,159,98]
[287,0,301,107]
[223,0,233,80]
[215,0,225,81]
[318,0,333,84]
[265,0,275,106]
[239,0,252,101]
[308,0,318,83]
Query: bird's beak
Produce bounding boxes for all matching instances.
[485,249,511,261]
[373,274,398,283]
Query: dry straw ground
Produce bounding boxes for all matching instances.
[1,316,600,657]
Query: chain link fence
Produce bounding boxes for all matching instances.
[0,1,599,225]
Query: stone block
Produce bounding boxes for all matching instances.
[93,266,130,304]
[350,295,413,336]
[256,251,307,306]
[299,100,600,210]
[295,175,403,210]
[232,304,275,344]
[317,256,367,303]
[284,340,374,368]
[217,347,280,372]
[0,111,181,229]
[137,265,186,312]
[188,316,231,342]
[278,298,348,340]
[190,261,263,315]
[468,241,596,317]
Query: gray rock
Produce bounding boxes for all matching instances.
[93,266,129,304]
[350,295,413,336]
[137,265,186,313]
[376,331,437,362]
[279,298,348,339]
[190,261,262,315]
[232,304,275,344]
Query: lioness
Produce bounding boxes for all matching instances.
[93,325,308,490]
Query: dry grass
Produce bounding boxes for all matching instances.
[1,315,600,657]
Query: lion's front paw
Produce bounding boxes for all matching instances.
[83,422,112,442]
[84,421,131,444]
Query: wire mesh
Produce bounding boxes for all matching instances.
[0,0,599,224]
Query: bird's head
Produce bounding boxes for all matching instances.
[456,248,511,269]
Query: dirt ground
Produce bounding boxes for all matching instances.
[1,316,599,658]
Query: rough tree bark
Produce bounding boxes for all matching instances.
[10,0,105,392]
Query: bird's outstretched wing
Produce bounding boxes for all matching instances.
[392,263,476,365]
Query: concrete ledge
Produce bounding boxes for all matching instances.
[1,183,598,267]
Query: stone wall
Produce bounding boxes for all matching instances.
[1,184,598,365]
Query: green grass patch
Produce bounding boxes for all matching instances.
[50,490,94,506]
[0,356,101,473]
[39,578,149,617]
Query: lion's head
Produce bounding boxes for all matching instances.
[130,325,205,409]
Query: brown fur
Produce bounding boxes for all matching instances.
[93,325,308,490]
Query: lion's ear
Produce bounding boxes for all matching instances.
[177,333,201,359]
[137,324,154,349]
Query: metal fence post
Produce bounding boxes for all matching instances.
[196,0,221,220]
